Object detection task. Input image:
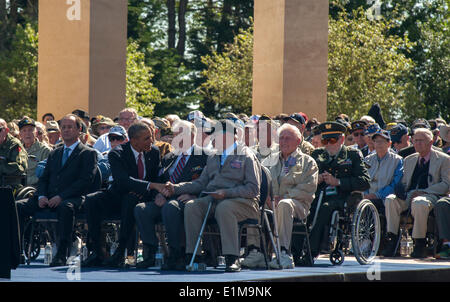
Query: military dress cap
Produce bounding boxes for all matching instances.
[45,120,60,132]
[389,123,408,143]
[350,120,368,132]
[18,117,36,129]
[372,129,391,141]
[318,121,347,139]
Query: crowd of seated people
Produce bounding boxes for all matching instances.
[1,104,449,273]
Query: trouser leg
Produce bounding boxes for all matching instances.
[184,196,212,255]
[434,197,450,240]
[134,202,161,246]
[162,199,185,250]
[385,194,408,235]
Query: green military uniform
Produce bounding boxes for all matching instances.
[0,133,28,189]
[300,139,315,156]
[24,140,52,186]
[307,122,370,258]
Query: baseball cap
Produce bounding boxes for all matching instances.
[72,109,90,120]
[187,110,204,122]
[351,120,368,132]
[364,123,381,136]
[389,124,408,144]
[18,117,36,130]
[46,120,60,132]
[372,129,391,141]
[412,118,431,129]
[285,113,305,125]
[108,125,127,138]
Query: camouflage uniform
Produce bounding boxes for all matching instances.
[0,134,28,188]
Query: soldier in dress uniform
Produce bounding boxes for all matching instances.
[304,121,370,264]
[0,119,28,190]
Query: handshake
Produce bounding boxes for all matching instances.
[151,182,175,197]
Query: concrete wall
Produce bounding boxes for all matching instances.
[252,0,328,122]
[37,0,127,121]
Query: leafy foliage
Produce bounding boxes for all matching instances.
[200,25,253,116]
[0,23,38,120]
[126,40,165,117]
[327,7,422,122]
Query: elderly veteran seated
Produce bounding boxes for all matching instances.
[364,129,403,214]
[261,124,318,269]
[382,128,450,258]
[162,119,262,272]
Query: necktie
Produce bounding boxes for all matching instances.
[420,157,426,167]
[170,154,187,183]
[61,148,70,166]
[137,153,144,179]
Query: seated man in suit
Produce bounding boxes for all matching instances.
[134,120,208,270]
[16,114,98,266]
[82,122,161,268]
[260,124,318,269]
[382,128,450,258]
[163,119,262,272]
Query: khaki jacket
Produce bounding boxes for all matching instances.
[174,143,261,207]
[403,149,450,196]
[262,148,318,214]
[25,140,52,186]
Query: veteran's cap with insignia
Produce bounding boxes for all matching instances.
[18,116,36,130]
[318,121,347,139]
[351,120,368,132]
[389,123,408,143]
[372,129,391,141]
[46,120,60,132]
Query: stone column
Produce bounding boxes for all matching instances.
[37,0,127,121]
[252,0,328,122]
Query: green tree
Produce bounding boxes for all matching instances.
[0,23,38,120]
[327,7,422,122]
[126,40,165,117]
[200,25,253,116]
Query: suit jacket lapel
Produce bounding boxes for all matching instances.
[428,150,438,185]
[405,154,419,188]
[125,143,139,178]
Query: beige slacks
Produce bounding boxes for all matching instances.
[385,190,439,238]
[184,196,259,256]
[274,199,308,250]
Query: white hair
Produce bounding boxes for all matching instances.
[360,115,376,125]
[173,120,197,138]
[413,128,433,142]
[277,123,302,140]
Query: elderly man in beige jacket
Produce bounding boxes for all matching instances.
[261,124,318,268]
[383,128,450,258]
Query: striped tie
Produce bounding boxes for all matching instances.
[170,154,187,183]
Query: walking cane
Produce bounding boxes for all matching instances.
[271,198,282,267]
[186,200,213,272]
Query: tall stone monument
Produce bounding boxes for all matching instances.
[252,0,328,121]
[37,0,127,121]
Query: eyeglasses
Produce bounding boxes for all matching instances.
[352,132,365,137]
[119,117,136,123]
[321,137,339,145]
[109,135,125,142]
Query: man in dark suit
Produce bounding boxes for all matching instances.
[16,114,98,267]
[82,122,161,268]
[134,120,208,270]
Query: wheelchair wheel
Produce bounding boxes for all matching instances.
[330,249,344,265]
[15,186,36,200]
[351,199,381,265]
[23,222,41,262]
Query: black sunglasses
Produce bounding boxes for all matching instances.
[109,135,125,142]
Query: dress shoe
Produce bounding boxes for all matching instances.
[411,238,427,258]
[161,248,185,271]
[81,252,105,268]
[225,255,241,272]
[49,254,67,267]
[102,248,125,268]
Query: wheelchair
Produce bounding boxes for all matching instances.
[316,191,382,265]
